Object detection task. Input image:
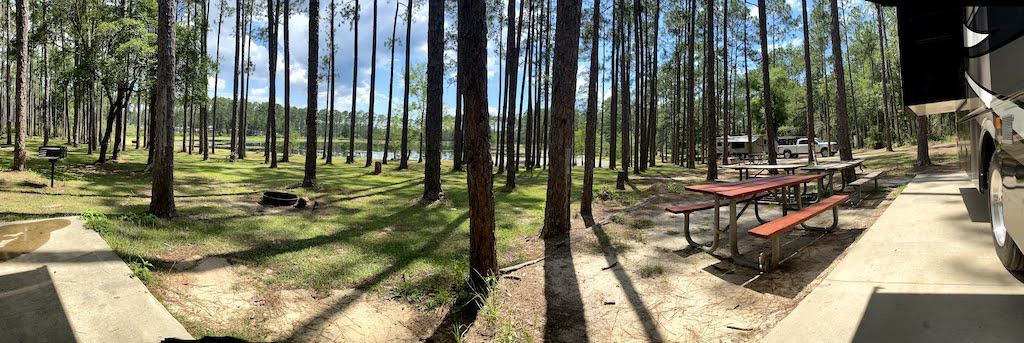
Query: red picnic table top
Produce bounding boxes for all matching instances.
[685,174,824,199]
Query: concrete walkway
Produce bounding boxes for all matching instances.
[765,173,1024,343]
[0,217,192,342]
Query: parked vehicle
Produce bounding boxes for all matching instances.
[886,4,1024,271]
[715,135,767,156]
[775,136,838,158]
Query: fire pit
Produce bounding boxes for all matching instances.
[261,190,299,207]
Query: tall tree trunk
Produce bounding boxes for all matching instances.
[608,2,617,170]
[704,0,717,180]
[541,0,582,239]
[230,0,241,160]
[398,0,412,169]
[801,0,815,163]
[11,0,29,171]
[347,0,360,164]
[422,0,444,202]
[327,0,337,164]
[830,0,853,180]
[281,0,291,161]
[383,3,399,164]
[916,111,931,166]
[457,0,496,292]
[302,0,320,187]
[267,0,278,167]
[581,0,600,217]
[151,0,177,218]
[619,0,630,183]
[365,0,378,167]
[720,0,729,165]
[743,13,752,158]
[647,1,659,168]
[876,4,893,152]
[684,0,695,169]
[503,0,522,189]
[210,0,225,157]
[758,0,777,165]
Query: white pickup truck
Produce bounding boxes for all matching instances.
[776,137,838,158]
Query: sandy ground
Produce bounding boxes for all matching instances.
[148,145,957,342]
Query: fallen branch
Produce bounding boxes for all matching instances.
[726,325,754,331]
[601,261,619,270]
[499,257,545,274]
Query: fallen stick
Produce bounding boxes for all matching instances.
[499,257,545,274]
[601,261,619,270]
[726,325,754,331]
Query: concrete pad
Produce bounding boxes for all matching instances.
[764,173,1024,343]
[0,217,192,342]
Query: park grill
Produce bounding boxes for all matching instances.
[38,146,68,188]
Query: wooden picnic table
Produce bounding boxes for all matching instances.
[800,159,865,194]
[721,163,807,180]
[684,174,825,268]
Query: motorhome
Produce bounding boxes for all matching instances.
[884,4,1024,271]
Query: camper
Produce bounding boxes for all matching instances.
[886,4,1024,271]
[715,135,767,160]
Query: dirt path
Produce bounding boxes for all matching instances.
[465,169,915,342]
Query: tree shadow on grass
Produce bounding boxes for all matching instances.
[280,211,470,341]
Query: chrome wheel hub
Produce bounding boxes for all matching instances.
[991,166,1008,247]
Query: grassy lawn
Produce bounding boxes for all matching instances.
[0,138,700,310]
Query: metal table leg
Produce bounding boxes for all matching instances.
[728,198,760,269]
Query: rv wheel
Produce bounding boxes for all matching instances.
[783,151,792,159]
[989,153,1024,271]
[820,148,830,157]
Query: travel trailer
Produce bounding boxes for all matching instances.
[884,4,1024,271]
[715,135,767,159]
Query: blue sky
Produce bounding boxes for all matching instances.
[206,0,864,116]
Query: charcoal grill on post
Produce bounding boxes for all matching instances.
[38,146,68,187]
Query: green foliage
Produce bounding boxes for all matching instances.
[127,255,155,283]
[638,263,664,278]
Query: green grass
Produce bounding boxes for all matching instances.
[0,137,698,308]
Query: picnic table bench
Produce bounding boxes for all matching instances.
[801,159,865,196]
[676,174,827,270]
[748,194,849,268]
[721,163,807,180]
[847,171,884,205]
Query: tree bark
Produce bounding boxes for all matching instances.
[704,0,717,180]
[457,0,496,291]
[282,0,291,162]
[581,0,600,218]
[916,111,931,166]
[422,0,444,202]
[876,4,893,152]
[684,0,695,169]
[347,0,360,164]
[830,0,854,180]
[326,0,337,164]
[541,0,582,239]
[801,0,815,164]
[383,3,399,165]
[11,0,29,171]
[398,0,412,169]
[267,0,278,167]
[503,0,523,189]
[618,0,631,182]
[150,0,177,218]
[758,0,777,165]
[302,0,320,187]
[365,0,378,167]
